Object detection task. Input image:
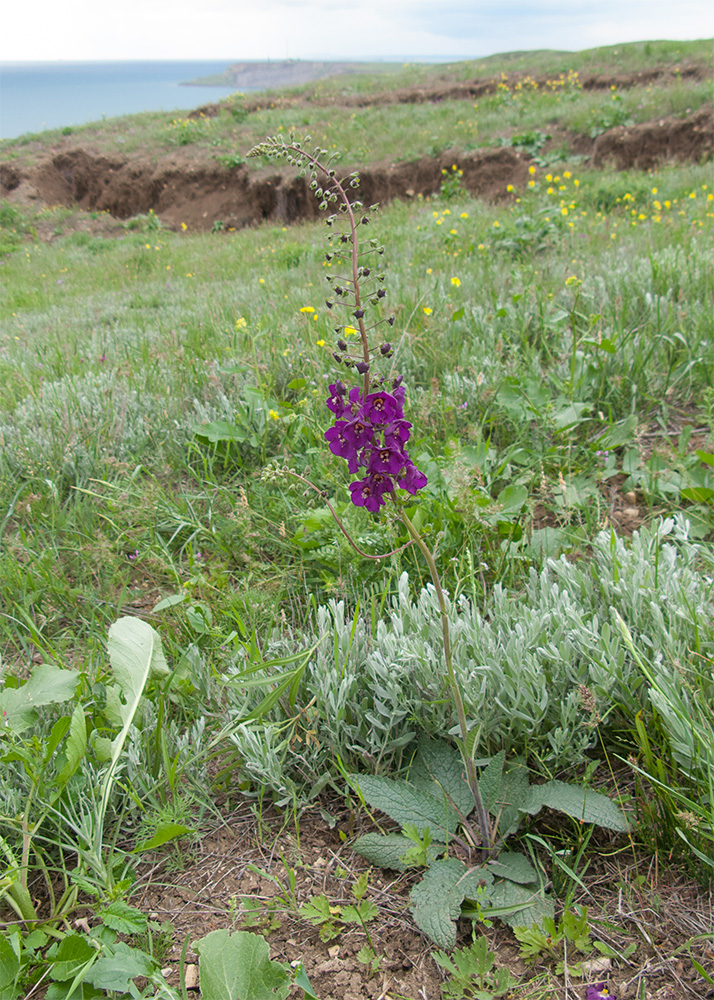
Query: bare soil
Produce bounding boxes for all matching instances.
[123,799,714,1000]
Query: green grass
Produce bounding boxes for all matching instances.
[0,39,713,998]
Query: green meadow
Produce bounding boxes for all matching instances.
[0,38,713,1000]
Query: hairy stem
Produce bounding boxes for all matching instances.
[398,508,493,852]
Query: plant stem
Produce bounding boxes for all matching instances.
[397,507,493,852]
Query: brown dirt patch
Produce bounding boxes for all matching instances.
[1,146,529,234]
[591,106,714,170]
[117,799,713,1000]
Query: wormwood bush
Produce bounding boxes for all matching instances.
[226,516,713,794]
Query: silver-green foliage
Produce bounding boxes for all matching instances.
[225,517,713,787]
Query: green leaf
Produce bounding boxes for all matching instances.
[133,822,193,853]
[195,929,291,1000]
[0,663,79,735]
[152,592,188,612]
[349,773,462,842]
[484,880,554,928]
[56,702,87,791]
[299,895,333,926]
[0,934,19,991]
[522,780,629,832]
[681,486,714,503]
[342,900,378,924]
[353,832,441,871]
[552,402,589,430]
[83,942,156,991]
[478,755,530,838]
[46,934,96,982]
[410,859,494,949]
[193,420,248,443]
[99,899,147,934]
[408,736,475,819]
[486,852,536,885]
[495,484,528,512]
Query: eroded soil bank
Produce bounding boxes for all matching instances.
[1,106,712,234]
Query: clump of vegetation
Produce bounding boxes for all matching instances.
[0,37,713,1000]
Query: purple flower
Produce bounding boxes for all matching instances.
[326,382,350,417]
[362,391,401,425]
[384,419,412,449]
[342,416,374,452]
[349,473,394,512]
[398,461,428,495]
[369,444,408,475]
[585,985,615,1000]
[325,421,354,459]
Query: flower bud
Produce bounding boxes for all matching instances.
[333,353,343,363]
[353,309,365,319]
[377,288,386,298]
[380,342,392,355]
[337,339,347,352]
[387,316,395,326]
[355,361,370,374]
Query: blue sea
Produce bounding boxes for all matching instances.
[0,61,242,140]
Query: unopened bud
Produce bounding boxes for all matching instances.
[353,309,365,319]
[355,361,370,374]
[377,288,386,298]
[337,339,347,352]
[380,342,392,355]
[387,316,395,326]
[333,353,343,363]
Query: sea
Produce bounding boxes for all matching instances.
[0,61,243,141]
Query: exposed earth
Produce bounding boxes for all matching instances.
[1,68,712,236]
[126,797,713,1000]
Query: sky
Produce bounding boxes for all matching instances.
[2,0,713,63]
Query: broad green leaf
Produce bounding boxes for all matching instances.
[46,934,96,982]
[84,942,156,991]
[56,702,87,791]
[481,880,554,928]
[496,484,528,512]
[486,852,536,885]
[193,420,248,443]
[98,619,170,848]
[133,822,193,853]
[99,899,147,934]
[152,592,188,612]
[195,929,291,1000]
[478,755,529,838]
[409,737,474,818]
[349,774,463,842]
[0,934,19,991]
[353,832,441,871]
[410,859,494,949]
[0,663,79,735]
[45,985,103,1000]
[522,780,629,832]
[552,402,589,430]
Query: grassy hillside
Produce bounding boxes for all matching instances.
[0,39,713,1000]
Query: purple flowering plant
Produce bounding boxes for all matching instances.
[247,133,493,851]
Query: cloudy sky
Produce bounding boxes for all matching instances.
[2,0,712,62]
